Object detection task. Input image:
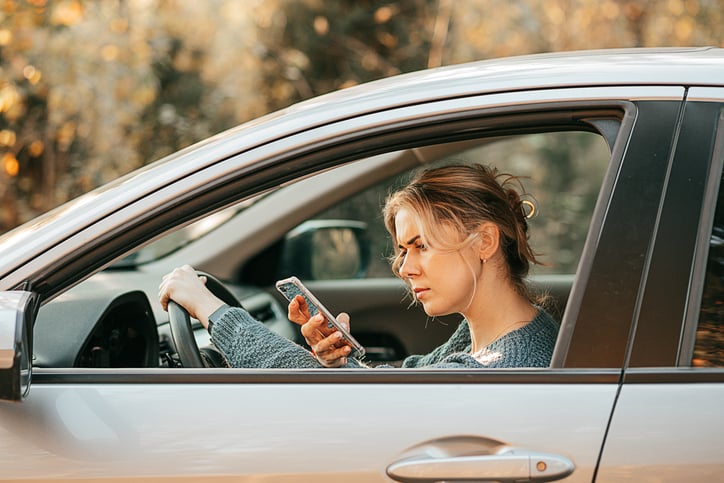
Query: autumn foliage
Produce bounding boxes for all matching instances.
[0,0,723,232]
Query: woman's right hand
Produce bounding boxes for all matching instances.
[158,265,224,329]
[287,295,353,368]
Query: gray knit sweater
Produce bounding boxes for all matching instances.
[210,307,558,369]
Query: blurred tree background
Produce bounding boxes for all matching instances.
[1,0,723,233]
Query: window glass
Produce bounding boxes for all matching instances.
[693,168,724,367]
[317,131,610,278]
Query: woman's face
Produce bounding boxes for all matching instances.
[394,208,482,317]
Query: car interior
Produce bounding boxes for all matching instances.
[31,122,614,369]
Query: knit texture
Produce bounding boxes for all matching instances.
[211,307,558,369]
[398,310,558,368]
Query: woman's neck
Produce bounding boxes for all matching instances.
[463,282,537,353]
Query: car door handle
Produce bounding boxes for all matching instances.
[386,436,575,482]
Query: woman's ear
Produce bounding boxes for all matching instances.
[477,222,500,261]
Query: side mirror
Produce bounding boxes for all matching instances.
[280,220,371,280]
[0,291,35,402]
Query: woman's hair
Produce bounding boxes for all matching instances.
[383,163,541,300]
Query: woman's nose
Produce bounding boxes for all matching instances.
[400,253,419,278]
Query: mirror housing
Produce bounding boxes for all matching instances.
[0,291,35,402]
[280,220,371,280]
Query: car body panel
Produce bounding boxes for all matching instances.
[597,379,724,481]
[0,374,618,482]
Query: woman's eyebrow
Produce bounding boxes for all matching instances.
[399,235,421,247]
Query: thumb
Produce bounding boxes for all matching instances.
[336,312,351,332]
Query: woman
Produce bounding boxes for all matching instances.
[158,163,559,368]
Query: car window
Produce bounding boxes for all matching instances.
[33,122,618,369]
[693,167,724,367]
[315,131,610,278]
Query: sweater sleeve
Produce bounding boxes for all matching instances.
[210,307,319,368]
[210,307,366,369]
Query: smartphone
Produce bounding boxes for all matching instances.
[275,276,365,358]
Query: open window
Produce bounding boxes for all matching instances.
[32,104,625,370]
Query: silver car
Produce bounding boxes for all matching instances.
[0,47,723,482]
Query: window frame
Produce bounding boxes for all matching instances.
[625,93,724,374]
[26,89,688,379]
[681,100,724,369]
[682,104,724,368]
[553,99,685,369]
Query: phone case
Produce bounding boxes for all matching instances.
[275,276,365,358]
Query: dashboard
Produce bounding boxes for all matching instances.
[34,290,158,368]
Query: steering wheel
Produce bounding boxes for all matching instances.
[168,271,242,368]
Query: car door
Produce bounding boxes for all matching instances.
[596,88,724,481]
[0,86,684,481]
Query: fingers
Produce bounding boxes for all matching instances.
[158,265,224,324]
[316,348,351,368]
[158,265,196,311]
[336,312,350,332]
[291,303,355,368]
[310,329,352,368]
[302,314,354,367]
[313,330,351,355]
[300,314,333,342]
[314,344,352,368]
[287,295,312,325]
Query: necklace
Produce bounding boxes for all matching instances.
[470,319,528,357]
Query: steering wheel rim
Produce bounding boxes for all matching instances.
[168,271,242,368]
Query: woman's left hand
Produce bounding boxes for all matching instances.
[288,295,352,367]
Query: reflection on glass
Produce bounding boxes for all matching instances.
[694,170,724,367]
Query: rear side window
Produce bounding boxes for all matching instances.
[693,168,724,367]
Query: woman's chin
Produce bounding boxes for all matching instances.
[421,304,451,318]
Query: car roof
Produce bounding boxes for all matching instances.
[233,47,723,140]
[282,46,724,109]
[1,47,723,285]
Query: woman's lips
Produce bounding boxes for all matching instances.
[413,287,429,299]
